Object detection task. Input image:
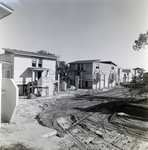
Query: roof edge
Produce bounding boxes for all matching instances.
[0,2,13,11]
[100,61,117,66]
[2,48,58,60]
[69,59,101,64]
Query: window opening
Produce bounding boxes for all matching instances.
[32,58,36,67]
[38,59,42,67]
[111,66,114,70]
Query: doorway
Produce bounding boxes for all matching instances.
[85,81,88,87]
[38,71,42,79]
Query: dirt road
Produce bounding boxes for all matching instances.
[0,87,148,150]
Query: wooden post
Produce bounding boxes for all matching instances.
[31,70,34,94]
[99,74,101,90]
[58,74,60,92]
[75,76,79,90]
[80,71,83,88]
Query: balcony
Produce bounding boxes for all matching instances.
[0,55,11,64]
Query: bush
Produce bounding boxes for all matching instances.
[121,69,148,98]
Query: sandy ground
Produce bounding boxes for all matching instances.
[0,89,89,150]
[0,87,148,150]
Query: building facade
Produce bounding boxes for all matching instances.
[0,48,57,96]
[99,61,118,89]
[117,68,133,83]
[117,68,143,84]
[69,60,117,89]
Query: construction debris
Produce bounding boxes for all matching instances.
[36,87,148,149]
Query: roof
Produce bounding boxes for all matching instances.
[69,59,100,64]
[100,61,117,66]
[0,2,13,20]
[133,67,143,70]
[2,48,58,60]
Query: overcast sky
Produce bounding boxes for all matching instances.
[0,0,148,71]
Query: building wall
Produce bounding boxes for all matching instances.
[92,61,100,73]
[13,56,32,95]
[69,63,94,87]
[69,62,100,89]
[0,53,14,78]
[84,63,93,80]
[70,64,75,70]
[100,63,117,88]
[13,56,56,84]
[42,59,56,81]
[118,68,134,83]
[70,63,93,81]
[14,56,32,85]
[92,61,100,89]
[69,61,117,89]
[12,55,56,95]
[2,78,18,122]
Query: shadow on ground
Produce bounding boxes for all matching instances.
[73,97,148,120]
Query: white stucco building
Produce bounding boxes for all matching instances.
[69,60,117,89]
[0,2,17,125]
[0,48,58,96]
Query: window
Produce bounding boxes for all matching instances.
[111,66,114,70]
[96,63,99,69]
[38,59,42,67]
[32,58,36,67]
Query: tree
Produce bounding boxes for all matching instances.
[56,61,70,83]
[133,31,148,50]
[37,50,59,58]
[127,31,148,98]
